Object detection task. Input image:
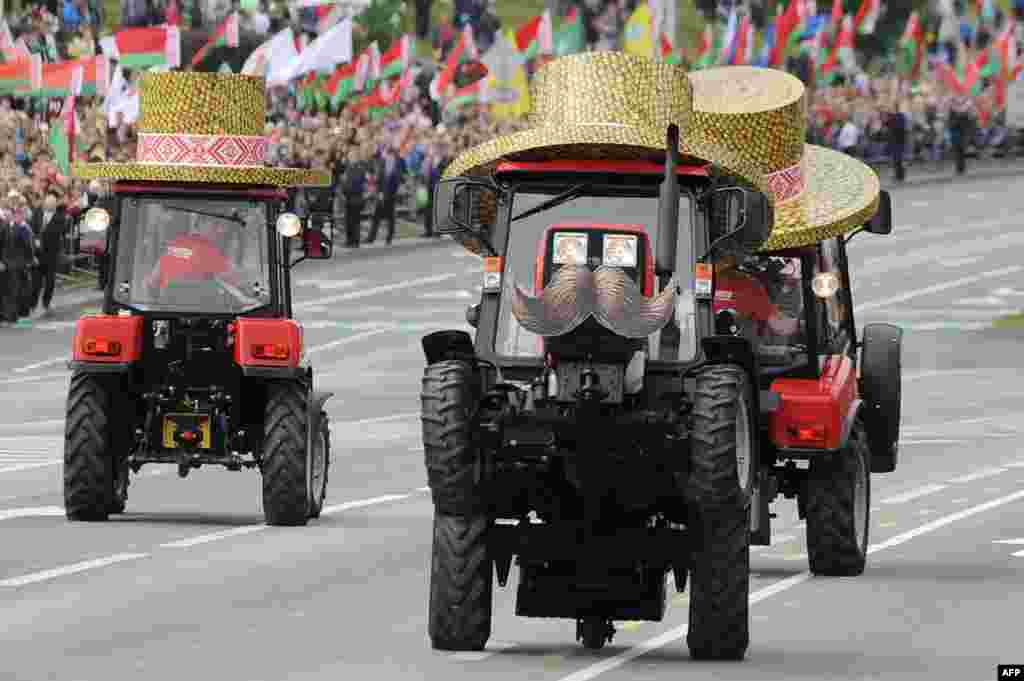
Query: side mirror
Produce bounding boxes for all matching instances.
[865,190,892,235]
[303,217,334,260]
[454,60,489,89]
[434,178,499,236]
[707,186,772,257]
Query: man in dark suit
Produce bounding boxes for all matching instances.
[4,198,35,322]
[341,149,367,248]
[30,190,69,316]
[366,146,405,245]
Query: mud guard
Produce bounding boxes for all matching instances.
[422,329,476,365]
[309,391,334,431]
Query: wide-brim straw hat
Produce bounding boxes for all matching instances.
[687,66,879,251]
[445,55,879,254]
[72,72,331,187]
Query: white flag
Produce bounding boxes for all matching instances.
[279,17,352,81]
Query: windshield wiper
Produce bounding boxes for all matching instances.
[165,206,246,225]
[512,184,589,223]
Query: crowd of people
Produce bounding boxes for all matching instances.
[0,0,1017,324]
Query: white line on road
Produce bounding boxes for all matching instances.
[0,372,70,386]
[11,355,70,374]
[305,327,396,356]
[947,467,1008,484]
[554,488,1024,681]
[0,462,59,474]
[1005,461,1024,468]
[293,273,457,311]
[898,439,966,445]
[880,484,948,505]
[854,266,1024,313]
[0,553,149,588]
[0,506,65,521]
[160,526,267,549]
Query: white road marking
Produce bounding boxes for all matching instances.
[160,526,266,549]
[448,641,516,661]
[955,296,1006,306]
[880,484,948,505]
[11,355,70,374]
[992,538,1024,545]
[333,412,420,427]
[305,327,397,356]
[554,488,1024,681]
[0,372,71,386]
[0,506,65,521]
[0,553,149,588]
[948,467,1008,484]
[938,257,984,268]
[320,493,412,515]
[899,439,966,445]
[854,265,1024,313]
[416,290,474,300]
[416,486,430,492]
[0,461,59,474]
[293,273,457,311]
[993,287,1024,297]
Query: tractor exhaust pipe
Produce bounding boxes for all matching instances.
[656,124,681,277]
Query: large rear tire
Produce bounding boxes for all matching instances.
[261,381,311,527]
[421,360,479,516]
[806,418,871,576]
[64,374,116,521]
[428,512,493,651]
[685,364,754,661]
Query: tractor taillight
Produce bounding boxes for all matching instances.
[793,425,827,446]
[252,343,290,360]
[695,262,713,299]
[483,256,503,293]
[82,338,123,357]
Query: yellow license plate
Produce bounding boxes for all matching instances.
[162,413,212,449]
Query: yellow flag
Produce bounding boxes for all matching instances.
[623,2,655,58]
[491,63,531,120]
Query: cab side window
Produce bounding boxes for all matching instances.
[814,238,851,353]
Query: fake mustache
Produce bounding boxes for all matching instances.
[510,265,677,339]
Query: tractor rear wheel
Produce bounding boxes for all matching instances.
[805,418,872,576]
[428,512,493,651]
[421,360,480,516]
[64,373,115,521]
[685,364,754,661]
[307,412,330,519]
[261,381,311,527]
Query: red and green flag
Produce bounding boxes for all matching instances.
[555,7,585,56]
[100,26,181,69]
[853,0,880,35]
[515,11,554,60]
[694,25,716,69]
[34,60,84,98]
[325,60,359,109]
[770,0,802,67]
[430,25,478,100]
[380,34,412,80]
[0,55,41,96]
[897,11,926,81]
[188,11,239,69]
[659,33,681,64]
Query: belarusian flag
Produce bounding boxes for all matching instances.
[694,25,715,69]
[659,33,680,64]
[188,11,239,69]
[853,0,880,35]
[380,34,412,80]
[515,11,554,59]
[353,69,411,119]
[444,78,486,114]
[821,15,855,82]
[830,0,843,32]
[770,0,801,67]
[430,25,478,101]
[100,26,181,69]
[35,61,84,98]
[0,55,41,96]
[555,7,585,56]
[354,41,381,92]
[897,11,926,80]
[325,59,359,109]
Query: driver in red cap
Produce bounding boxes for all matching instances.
[144,219,241,293]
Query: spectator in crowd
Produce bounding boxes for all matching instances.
[341,148,367,248]
[366,144,404,245]
[30,188,69,316]
[886,100,908,183]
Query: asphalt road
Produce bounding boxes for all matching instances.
[2,172,1024,681]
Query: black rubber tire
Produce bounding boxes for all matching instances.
[806,419,872,577]
[421,360,480,516]
[308,412,330,519]
[64,373,114,521]
[860,323,902,473]
[685,364,754,661]
[261,381,310,527]
[687,365,757,511]
[428,512,493,651]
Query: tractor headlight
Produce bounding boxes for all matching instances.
[276,212,302,238]
[81,207,110,233]
[552,233,588,266]
[812,272,841,299]
[602,234,637,268]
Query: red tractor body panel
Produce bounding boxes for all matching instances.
[768,354,859,450]
[232,317,304,369]
[72,314,145,364]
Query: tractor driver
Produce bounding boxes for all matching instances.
[713,253,801,343]
[143,217,242,294]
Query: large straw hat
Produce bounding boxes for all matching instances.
[72,71,331,187]
[686,66,879,250]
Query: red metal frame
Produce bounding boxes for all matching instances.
[233,318,304,369]
[496,160,710,176]
[533,223,655,296]
[768,354,859,450]
[113,182,288,200]
[72,315,144,364]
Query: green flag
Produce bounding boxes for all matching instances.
[49,118,69,176]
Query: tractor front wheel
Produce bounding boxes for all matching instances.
[428,512,493,651]
[261,381,311,527]
[64,374,115,521]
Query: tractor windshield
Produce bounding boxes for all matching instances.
[496,188,698,361]
[111,196,272,314]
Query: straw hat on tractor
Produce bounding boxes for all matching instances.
[72,71,331,188]
[444,53,881,255]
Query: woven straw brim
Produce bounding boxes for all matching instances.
[760,145,880,252]
[71,162,332,187]
[442,123,769,196]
